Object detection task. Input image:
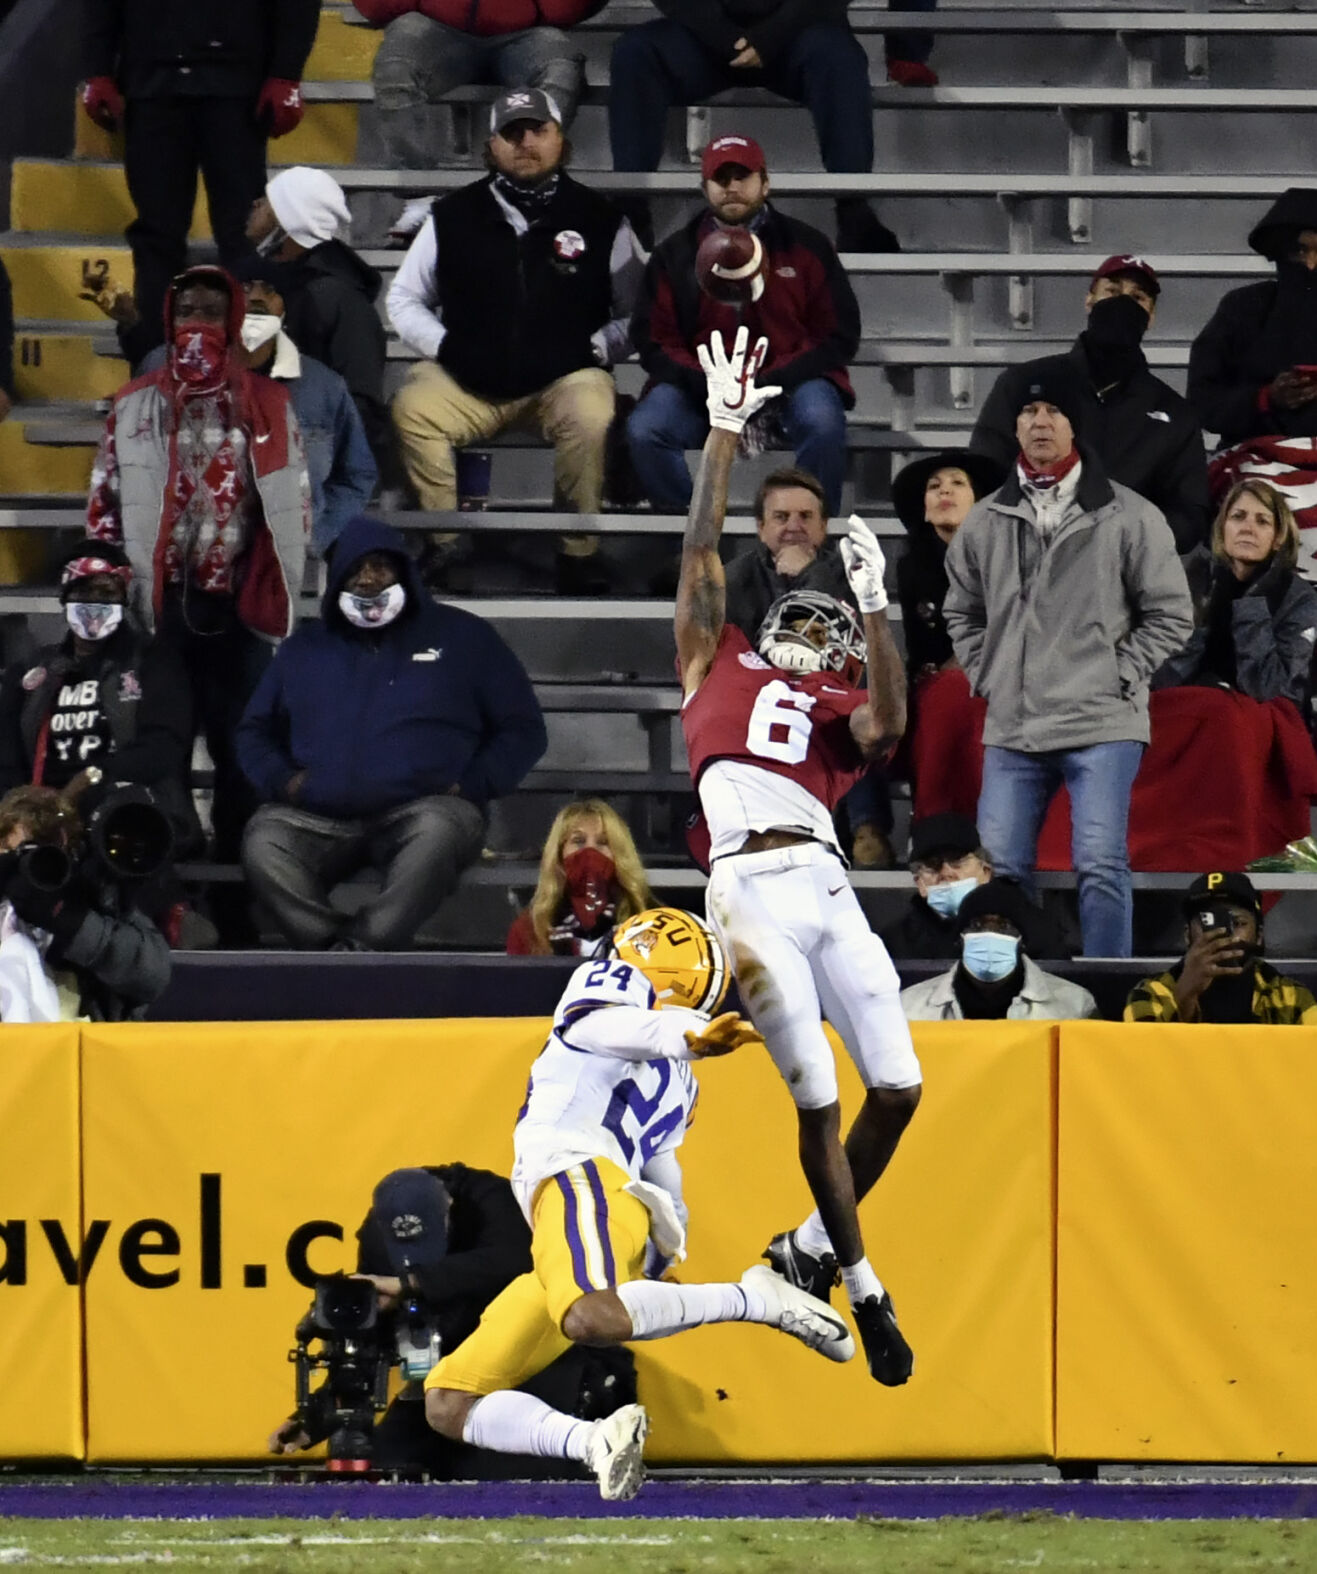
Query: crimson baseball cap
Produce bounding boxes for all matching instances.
[1091,254,1161,297]
[701,134,767,181]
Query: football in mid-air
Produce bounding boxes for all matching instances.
[695,226,766,304]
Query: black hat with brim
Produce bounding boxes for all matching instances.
[1182,871,1261,918]
[891,449,1007,533]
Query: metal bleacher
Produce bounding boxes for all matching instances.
[3,0,1317,949]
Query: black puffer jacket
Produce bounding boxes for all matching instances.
[85,0,320,98]
[653,0,850,64]
[723,539,853,643]
[971,340,1210,551]
[1187,189,1317,446]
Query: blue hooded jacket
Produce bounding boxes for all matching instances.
[235,517,546,816]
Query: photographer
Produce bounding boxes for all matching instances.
[268,1165,633,1476]
[1125,871,1317,1025]
[0,784,171,1021]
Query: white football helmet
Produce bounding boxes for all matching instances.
[756,590,866,687]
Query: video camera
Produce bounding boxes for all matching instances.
[289,1273,443,1471]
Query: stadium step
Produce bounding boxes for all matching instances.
[72,104,362,168]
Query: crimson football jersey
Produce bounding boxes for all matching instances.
[682,625,868,812]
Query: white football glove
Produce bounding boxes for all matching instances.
[840,513,888,614]
[697,326,783,435]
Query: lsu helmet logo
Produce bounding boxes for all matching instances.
[611,907,728,1015]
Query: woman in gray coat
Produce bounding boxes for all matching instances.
[1154,480,1317,710]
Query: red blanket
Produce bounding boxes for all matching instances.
[908,673,1317,870]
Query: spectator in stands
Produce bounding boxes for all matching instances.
[721,466,893,865]
[1188,189,1317,448]
[354,0,603,170]
[900,879,1096,1021]
[86,264,310,900]
[610,7,901,253]
[1125,871,1317,1025]
[236,271,377,560]
[388,90,643,595]
[245,167,399,496]
[79,0,319,369]
[971,258,1209,552]
[1154,481,1317,709]
[237,517,546,950]
[0,541,200,855]
[879,812,992,962]
[506,798,654,955]
[943,373,1193,957]
[892,449,1004,679]
[629,136,860,516]
[0,784,170,1021]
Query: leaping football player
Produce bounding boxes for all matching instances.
[675,327,923,1386]
[423,907,855,1502]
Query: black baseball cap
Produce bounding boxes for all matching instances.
[367,1168,451,1276]
[1182,871,1261,918]
[909,813,981,866]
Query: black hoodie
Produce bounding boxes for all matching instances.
[1188,188,1317,445]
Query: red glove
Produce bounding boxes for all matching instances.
[255,78,304,138]
[81,76,125,132]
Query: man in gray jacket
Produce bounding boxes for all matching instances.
[943,372,1193,957]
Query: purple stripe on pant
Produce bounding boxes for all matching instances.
[556,1171,595,1295]
[582,1160,617,1284]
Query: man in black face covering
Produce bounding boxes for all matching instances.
[1125,871,1317,1025]
[971,256,1210,551]
[1189,189,1317,450]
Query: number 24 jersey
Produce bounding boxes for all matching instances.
[511,957,700,1222]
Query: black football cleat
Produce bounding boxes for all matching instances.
[762,1230,840,1304]
[853,1292,914,1386]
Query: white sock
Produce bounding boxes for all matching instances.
[840,1258,885,1306]
[616,1277,768,1339]
[462,1390,592,1462]
[793,1213,834,1260]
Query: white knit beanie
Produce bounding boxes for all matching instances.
[265,166,352,247]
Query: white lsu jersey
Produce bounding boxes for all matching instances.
[512,957,703,1254]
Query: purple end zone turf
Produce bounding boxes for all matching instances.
[2,1480,1317,1521]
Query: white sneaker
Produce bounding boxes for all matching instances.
[389,195,435,246]
[586,1403,649,1501]
[741,1264,855,1363]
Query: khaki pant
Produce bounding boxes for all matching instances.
[392,362,615,554]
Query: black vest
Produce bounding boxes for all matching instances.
[429,176,618,402]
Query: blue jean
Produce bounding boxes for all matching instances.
[627,379,847,515]
[610,20,874,173]
[977,741,1145,958]
[374,13,584,167]
[887,0,937,66]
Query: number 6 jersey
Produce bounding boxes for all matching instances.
[682,624,868,860]
[512,957,704,1254]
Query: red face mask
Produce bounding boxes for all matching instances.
[170,320,229,391]
[563,846,616,929]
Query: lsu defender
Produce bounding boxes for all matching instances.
[423,907,854,1502]
[674,327,923,1387]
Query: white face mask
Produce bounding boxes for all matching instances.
[240,312,283,354]
[65,602,124,642]
[338,583,406,630]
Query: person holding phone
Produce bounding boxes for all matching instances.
[1189,190,1317,446]
[1125,871,1317,1024]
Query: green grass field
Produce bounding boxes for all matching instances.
[0,1514,1315,1572]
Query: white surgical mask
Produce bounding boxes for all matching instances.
[926,875,979,919]
[338,583,406,629]
[66,602,123,642]
[961,932,1021,983]
[240,312,283,354]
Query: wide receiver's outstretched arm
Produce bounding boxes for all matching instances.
[840,516,907,759]
[675,328,781,695]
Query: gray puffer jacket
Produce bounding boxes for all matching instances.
[943,455,1193,751]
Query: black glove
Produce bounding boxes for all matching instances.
[4,856,88,943]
